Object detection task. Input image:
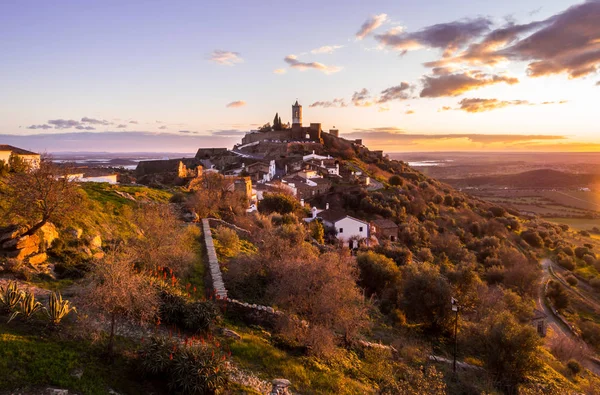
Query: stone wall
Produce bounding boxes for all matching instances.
[201,218,284,327]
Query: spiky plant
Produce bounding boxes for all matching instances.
[0,281,24,314]
[139,335,179,375]
[168,344,228,394]
[8,291,43,323]
[44,292,76,326]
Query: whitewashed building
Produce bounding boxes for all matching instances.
[307,206,369,249]
[0,145,41,169]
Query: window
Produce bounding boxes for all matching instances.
[339,228,343,233]
[359,227,363,232]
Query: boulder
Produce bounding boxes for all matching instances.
[221,328,242,340]
[66,227,83,239]
[93,251,105,260]
[29,252,48,265]
[4,245,39,261]
[89,235,102,249]
[38,222,59,248]
[46,389,69,395]
[15,234,40,250]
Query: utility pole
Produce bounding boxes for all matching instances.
[451,297,459,373]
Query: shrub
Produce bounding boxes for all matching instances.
[580,321,600,348]
[590,277,600,291]
[183,301,221,333]
[489,206,507,217]
[575,246,591,259]
[388,175,403,186]
[257,193,299,215]
[157,287,188,327]
[566,359,582,375]
[557,253,576,271]
[546,281,569,310]
[140,336,229,394]
[521,230,543,248]
[0,281,24,314]
[140,335,179,375]
[214,226,241,260]
[44,292,76,326]
[566,275,578,287]
[8,291,43,323]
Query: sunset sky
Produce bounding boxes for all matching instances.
[1,0,599,153]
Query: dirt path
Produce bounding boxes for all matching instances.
[538,259,600,376]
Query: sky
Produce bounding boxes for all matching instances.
[0,0,599,153]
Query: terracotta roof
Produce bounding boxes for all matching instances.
[0,145,38,155]
[371,219,398,229]
[317,209,348,223]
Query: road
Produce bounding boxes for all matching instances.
[538,258,600,376]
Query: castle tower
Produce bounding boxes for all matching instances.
[292,100,302,125]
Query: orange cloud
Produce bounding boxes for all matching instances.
[420,69,518,97]
[458,98,530,112]
[284,55,341,74]
[226,100,246,108]
[356,14,388,40]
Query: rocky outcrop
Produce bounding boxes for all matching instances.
[39,222,59,249]
[0,223,58,264]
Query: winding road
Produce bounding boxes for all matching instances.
[538,258,600,376]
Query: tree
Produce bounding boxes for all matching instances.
[129,204,197,276]
[399,262,453,333]
[273,112,282,131]
[1,159,82,236]
[257,192,300,215]
[82,247,159,355]
[308,219,324,244]
[475,311,541,391]
[388,175,403,186]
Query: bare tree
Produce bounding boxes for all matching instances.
[1,158,81,236]
[82,247,159,355]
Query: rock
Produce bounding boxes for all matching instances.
[15,234,40,250]
[38,222,59,248]
[4,245,39,261]
[271,378,292,395]
[70,368,84,379]
[28,252,47,265]
[93,251,105,260]
[46,389,69,395]
[221,328,242,340]
[81,246,93,257]
[65,227,83,239]
[183,211,200,222]
[89,235,102,249]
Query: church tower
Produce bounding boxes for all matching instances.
[292,100,302,125]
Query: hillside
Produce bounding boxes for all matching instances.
[1,146,600,394]
[444,169,600,189]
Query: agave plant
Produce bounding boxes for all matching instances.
[44,292,77,326]
[8,291,43,323]
[0,281,24,314]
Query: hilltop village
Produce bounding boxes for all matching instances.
[135,101,387,247]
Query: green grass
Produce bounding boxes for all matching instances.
[80,183,174,208]
[0,322,149,394]
[545,217,600,232]
[226,325,373,394]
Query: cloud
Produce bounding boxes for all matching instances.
[226,100,246,108]
[425,2,600,79]
[596,81,600,86]
[457,98,530,112]
[378,82,412,103]
[210,129,246,137]
[81,117,112,126]
[26,124,52,130]
[378,106,390,112]
[352,88,373,107]
[405,110,415,115]
[273,68,287,74]
[309,98,348,108]
[158,125,168,130]
[48,119,84,129]
[356,14,388,40]
[178,130,198,134]
[420,69,519,97]
[284,55,341,74]
[209,50,243,66]
[310,45,344,54]
[438,106,453,112]
[541,100,568,104]
[375,17,492,56]
[347,128,565,144]
[75,126,95,130]
[116,124,128,128]
[129,120,138,124]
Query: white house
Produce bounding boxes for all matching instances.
[309,207,369,248]
[303,150,331,162]
[0,145,41,169]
